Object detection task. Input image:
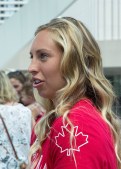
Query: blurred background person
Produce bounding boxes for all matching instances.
[20,81,43,116]
[21,81,44,125]
[21,81,35,107]
[0,70,32,169]
[7,70,27,103]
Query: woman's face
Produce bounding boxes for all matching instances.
[28,30,66,100]
[10,78,23,94]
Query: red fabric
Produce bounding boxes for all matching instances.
[30,114,42,146]
[31,99,117,169]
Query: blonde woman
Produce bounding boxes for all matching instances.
[0,71,32,169]
[28,17,121,169]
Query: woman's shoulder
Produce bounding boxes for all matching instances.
[46,102,116,169]
[48,99,115,162]
[69,99,106,127]
[51,99,111,142]
[53,99,102,126]
[13,103,32,113]
[0,103,32,121]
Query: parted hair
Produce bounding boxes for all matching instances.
[29,17,121,169]
[8,70,26,84]
[0,71,19,104]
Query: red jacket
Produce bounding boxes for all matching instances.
[31,99,117,169]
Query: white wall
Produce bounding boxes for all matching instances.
[98,40,121,67]
[60,0,121,40]
[0,0,75,69]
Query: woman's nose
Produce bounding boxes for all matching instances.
[28,60,38,75]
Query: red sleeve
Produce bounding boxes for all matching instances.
[49,109,117,169]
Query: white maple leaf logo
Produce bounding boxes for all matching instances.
[55,124,88,156]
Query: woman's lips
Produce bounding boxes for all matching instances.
[33,79,44,88]
[34,79,41,84]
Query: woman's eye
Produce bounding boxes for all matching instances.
[39,53,48,61]
[30,53,33,59]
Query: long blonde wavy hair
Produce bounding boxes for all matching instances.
[0,71,19,104]
[29,17,121,168]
